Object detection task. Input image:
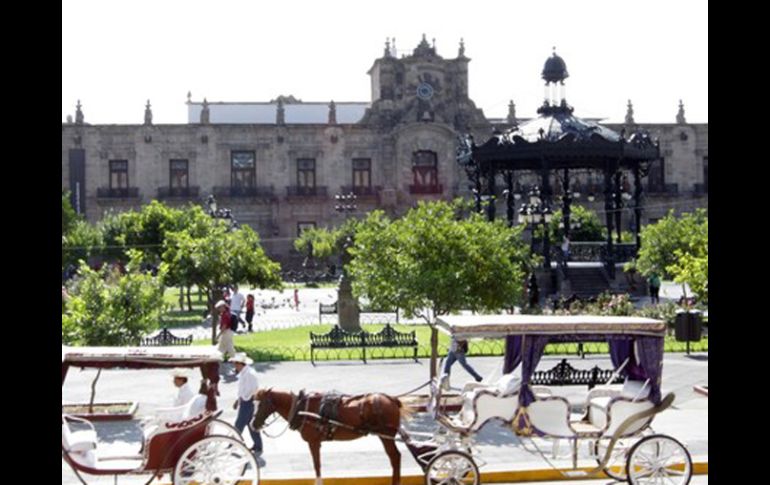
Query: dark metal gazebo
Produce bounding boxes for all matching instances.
[457,50,660,279]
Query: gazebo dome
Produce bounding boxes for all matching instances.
[542,51,569,83]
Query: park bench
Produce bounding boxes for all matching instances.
[309,324,418,364]
[140,328,193,347]
[318,301,338,324]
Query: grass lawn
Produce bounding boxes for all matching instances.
[190,323,709,362]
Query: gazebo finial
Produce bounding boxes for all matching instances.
[458,38,465,57]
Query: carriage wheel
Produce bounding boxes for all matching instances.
[626,434,692,485]
[173,435,260,485]
[425,450,480,485]
[594,438,631,481]
[207,419,244,441]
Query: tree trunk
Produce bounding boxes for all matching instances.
[88,369,102,414]
[186,285,192,311]
[178,286,184,311]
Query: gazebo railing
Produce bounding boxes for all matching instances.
[542,242,637,263]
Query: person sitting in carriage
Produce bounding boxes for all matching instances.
[172,369,195,407]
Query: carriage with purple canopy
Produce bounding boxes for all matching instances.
[413,314,693,485]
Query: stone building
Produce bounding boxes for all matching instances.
[62,36,707,267]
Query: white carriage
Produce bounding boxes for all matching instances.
[416,314,693,485]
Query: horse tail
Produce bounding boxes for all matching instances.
[396,397,415,422]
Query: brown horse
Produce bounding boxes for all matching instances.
[251,388,411,485]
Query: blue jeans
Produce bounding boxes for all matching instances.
[234,399,263,453]
[442,350,482,382]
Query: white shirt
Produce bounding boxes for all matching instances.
[230,291,245,314]
[237,365,259,401]
[174,382,195,407]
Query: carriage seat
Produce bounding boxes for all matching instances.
[586,379,654,436]
[448,374,523,432]
[62,414,143,471]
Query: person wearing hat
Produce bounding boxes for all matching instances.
[215,300,236,360]
[172,370,195,407]
[231,353,263,457]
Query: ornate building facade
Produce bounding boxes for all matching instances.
[62,37,707,267]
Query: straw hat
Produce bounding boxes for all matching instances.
[215,300,228,309]
[229,353,254,365]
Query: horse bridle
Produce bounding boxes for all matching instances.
[249,388,301,437]
[249,387,276,432]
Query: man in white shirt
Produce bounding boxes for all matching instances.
[172,370,195,407]
[231,353,262,457]
[229,285,246,331]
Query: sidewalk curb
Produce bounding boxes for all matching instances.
[173,461,707,485]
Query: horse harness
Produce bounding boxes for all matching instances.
[287,389,397,440]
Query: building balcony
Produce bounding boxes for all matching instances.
[96,187,139,199]
[156,186,200,199]
[286,186,328,198]
[340,185,382,198]
[409,184,443,195]
[212,186,275,199]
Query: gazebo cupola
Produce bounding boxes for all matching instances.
[540,48,572,113]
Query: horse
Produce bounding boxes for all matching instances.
[250,388,412,485]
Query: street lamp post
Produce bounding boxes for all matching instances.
[334,192,360,331]
[205,195,239,344]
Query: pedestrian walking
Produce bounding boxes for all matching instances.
[215,300,236,361]
[231,353,263,459]
[245,293,255,332]
[648,272,661,304]
[441,336,483,389]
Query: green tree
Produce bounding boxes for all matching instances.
[62,191,79,235]
[294,225,342,262]
[163,218,283,344]
[349,200,536,377]
[635,209,708,302]
[62,219,104,270]
[536,204,606,242]
[62,251,167,346]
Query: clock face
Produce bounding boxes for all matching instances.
[417,82,434,100]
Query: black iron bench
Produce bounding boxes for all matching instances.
[318,301,338,324]
[140,327,193,346]
[531,358,622,389]
[309,324,418,364]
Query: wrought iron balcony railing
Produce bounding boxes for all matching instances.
[156,186,200,199]
[212,186,275,198]
[340,185,382,197]
[97,187,139,198]
[409,184,443,195]
[286,186,328,197]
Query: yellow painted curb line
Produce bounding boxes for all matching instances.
[165,461,707,485]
